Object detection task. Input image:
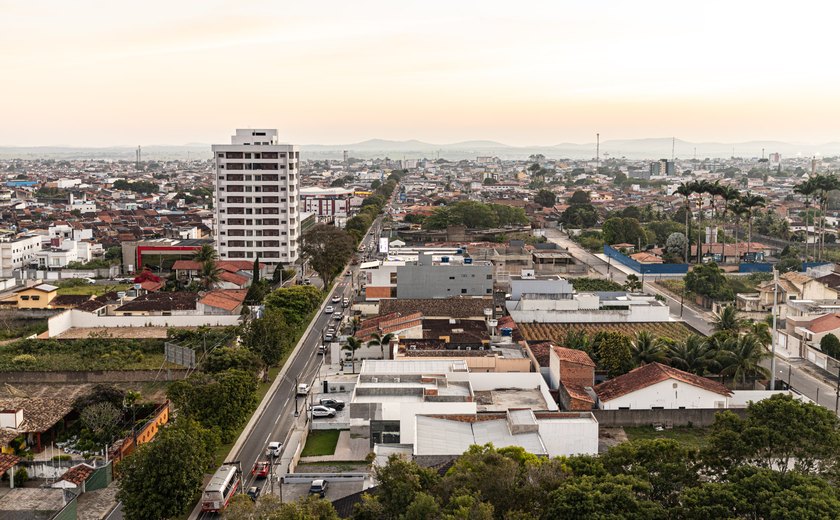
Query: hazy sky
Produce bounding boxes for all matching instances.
[1,1,838,147]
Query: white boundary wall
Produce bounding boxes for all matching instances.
[48,309,240,337]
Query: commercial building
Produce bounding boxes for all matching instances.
[649,159,675,176]
[396,253,493,299]
[212,129,300,266]
[299,187,353,224]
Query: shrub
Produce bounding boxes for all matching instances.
[13,468,27,483]
[52,454,73,461]
[12,354,36,365]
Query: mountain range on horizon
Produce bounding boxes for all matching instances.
[1,137,838,161]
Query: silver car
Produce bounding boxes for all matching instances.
[311,405,336,418]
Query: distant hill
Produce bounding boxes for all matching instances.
[1,138,838,161]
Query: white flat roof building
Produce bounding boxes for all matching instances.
[212,129,300,265]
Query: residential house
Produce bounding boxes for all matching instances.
[549,346,596,411]
[15,284,58,309]
[594,363,732,410]
[752,272,839,318]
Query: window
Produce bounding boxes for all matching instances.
[461,289,467,294]
[225,152,243,159]
[486,288,492,294]
[20,295,29,300]
[486,274,492,280]
[449,276,455,280]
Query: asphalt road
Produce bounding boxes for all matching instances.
[545,229,840,415]
[190,217,383,519]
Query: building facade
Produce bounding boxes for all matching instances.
[0,235,41,278]
[299,187,353,223]
[396,254,494,299]
[212,129,300,266]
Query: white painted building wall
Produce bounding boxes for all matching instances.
[0,235,41,278]
[48,309,241,337]
[599,378,730,410]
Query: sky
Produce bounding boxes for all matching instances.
[1,0,839,147]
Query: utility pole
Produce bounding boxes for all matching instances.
[835,363,840,414]
[595,133,600,174]
[770,268,778,390]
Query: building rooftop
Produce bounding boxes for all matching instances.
[378,297,493,319]
[360,359,469,375]
[595,362,732,402]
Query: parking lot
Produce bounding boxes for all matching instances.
[308,391,352,429]
[280,479,365,503]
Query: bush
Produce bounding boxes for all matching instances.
[52,454,73,461]
[820,333,840,359]
[11,354,36,365]
[13,468,27,484]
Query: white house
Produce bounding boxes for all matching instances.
[594,362,732,410]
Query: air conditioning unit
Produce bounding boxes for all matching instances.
[371,377,378,383]
[466,347,472,351]
[394,377,400,383]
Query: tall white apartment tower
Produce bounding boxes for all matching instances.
[212,129,300,266]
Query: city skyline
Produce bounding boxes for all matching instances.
[2,1,839,146]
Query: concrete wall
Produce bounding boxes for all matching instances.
[48,309,241,337]
[0,370,189,384]
[396,262,493,299]
[594,408,747,427]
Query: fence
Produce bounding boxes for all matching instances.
[0,370,189,384]
[603,246,689,275]
[109,401,171,466]
[738,263,772,273]
[593,408,747,427]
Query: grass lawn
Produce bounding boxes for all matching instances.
[624,426,709,450]
[301,430,341,457]
[56,284,130,296]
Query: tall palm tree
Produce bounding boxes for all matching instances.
[193,244,218,263]
[342,336,363,374]
[740,194,766,259]
[368,332,395,359]
[718,334,770,387]
[565,328,591,355]
[720,186,741,263]
[713,306,747,336]
[631,331,666,366]
[666,335,718,375]
[814,174,840,261]
[730,199,748,264]
[676,182,694,263]
[691,180,712,261]
[794,178,816,261]
[199,260,222,290]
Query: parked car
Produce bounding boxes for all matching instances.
[247,485,261,501]
[324,333,334,342]
[265,441,283,458]
[319,398,345,411]
[331,295,341,303]
[252,461,270,478]
[317,345,327,355]
[309,479,328,498]
[332,312,342,321]
[311,405,336,418]
[297,384,310,396]
[324,305,335,314]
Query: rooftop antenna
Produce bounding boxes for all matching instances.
[596,133,600,173]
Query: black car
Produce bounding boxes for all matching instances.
[319,398,345,411]
[309,479,328,498]
[247,485,261,501]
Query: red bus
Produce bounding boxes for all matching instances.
[202,464,240,512]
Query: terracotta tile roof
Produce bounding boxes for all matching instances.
[806,313,840,334]
[560,381,595,403]
[378,297,493,319]
[50,295,93,308]
[0,454,20,474]
[199,289,248,312]
[0,397,74,434]
[58,463,95,486]
[219,271,249,287]
[552,346,596,367]
[594,362,731,402]
[171,260,201,271]
[116,292,197,312]
[139,280,163,292]
[527,341,552,367]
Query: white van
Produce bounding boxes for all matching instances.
[297,383,310,396]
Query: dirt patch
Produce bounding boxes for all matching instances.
[598,427,628,453]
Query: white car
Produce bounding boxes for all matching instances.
[332,312,342,321]
[311,405,336,418]
[324,306,335,314]
[324,333,334,342]
[297,383,310,396]
[331,295,341,303]
[265,441,283,457]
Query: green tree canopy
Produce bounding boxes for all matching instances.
[302,224,355,287]
[684,262,734,301]
[535,189,556,207]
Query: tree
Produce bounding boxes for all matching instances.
[241,309,292,377]
[193,244,218,263]
[665,335,718,375]
[343,336,362,374]
[716,334,770,386]
[740,194,766,258]
[623,274,642,293]
[795,178,817,261]
[676,182,694,263]
[569,190,591,204]
[592,332,633,377]
[302,224,355,287]
[81,402,121,445]
[570,277,623,292]
[684,262,733,301]
[264,285,324,327]
[820,333,840,359]
[602,217,647,247]
[631,331,665,366]
[665,232,687,262]
[535,189,556,207]
[199,259,222,290]
[371,179,382,190]
[482,177,497,186]
[205,346,260,374]
[367,332,394,359]
[167,369,258,442]
[117,420,218,520]
[561,204,598,228]
[712,306,747,336]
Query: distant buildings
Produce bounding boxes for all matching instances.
[299,186,353,225]
[649,159,675,176]
[212,129,300,267]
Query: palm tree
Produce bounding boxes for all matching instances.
[717,334,770,387]
[740,194,766,259]
[631,331,666,366]
[193,244,218,263]
[368,332,395,359]
[199,260,222,290]
[713,306,747,336]
[730,199,748,264]
[342,336,363,374]
[565,328,591,355]
[794,179,816,261]
[813,174,840,261]
[720,186,741,263]
[691,180,712,261]
[665,335,718,375]
[748,321,772,349]
[676,182,694,263]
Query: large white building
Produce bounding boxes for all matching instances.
[212,129,300,266]
[0,235,41,278]
[299,187,353,224]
